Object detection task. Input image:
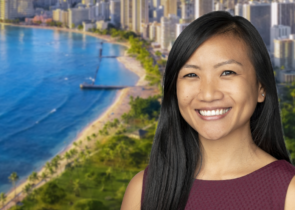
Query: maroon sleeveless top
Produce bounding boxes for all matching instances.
[141,160,295,209]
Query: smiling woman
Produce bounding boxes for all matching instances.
[120,11,295,210]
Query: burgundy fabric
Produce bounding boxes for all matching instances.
[141,160,295,209]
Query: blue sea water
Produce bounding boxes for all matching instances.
[0,25,139,193]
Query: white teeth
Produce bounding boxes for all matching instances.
[199,108,230,116]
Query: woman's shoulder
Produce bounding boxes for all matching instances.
[120,168,146,210]
[268,159,295,210]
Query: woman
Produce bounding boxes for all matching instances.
[120,11,295,210]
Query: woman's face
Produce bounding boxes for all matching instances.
[176,33,265,141]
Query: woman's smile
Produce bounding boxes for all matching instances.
[196,107,232,121]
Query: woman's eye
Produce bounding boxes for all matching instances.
[184,71,236,78]
[221,70,236,76]
[184,73,197,77]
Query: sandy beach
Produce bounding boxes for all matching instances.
[0,24,160,210]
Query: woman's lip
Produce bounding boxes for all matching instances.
[196,107,232,121]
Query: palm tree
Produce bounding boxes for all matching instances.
[23,183,32,197]
[40,172,48,183]
[73,179,81,197]
[28,171,39,185]
[48,167,55,177]
[51,157,61,173]
[79,151,86,164]
[70,148,78,157]
[87,136,92,142]
[0,192,7,208]
[64,152,71,163]
[79,140,83,150]
[8,172,19,198]
[45,162,51,172]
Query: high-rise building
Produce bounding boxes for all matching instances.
[215,2,224,11]
[274,38,294,69]
[152,0,160,10]
[160,14,179,50]
[132,0,149,33]
[243,2,271,48]
[0,0,11,20]
[33,0,58,8]
[90,1,110,21]
[152,5,163,22]
[0,0,34,20]
[270,25,291,53]
[271,2,295,34]
[18,0,35,17]
[53,8,68,25]
[110,0,120,27]
[180,0,194,22]
[163,0,177,16]
[68,6,89,28]
[227,0,239,10]
[121,0,133,30]
[121,0,148,34]
[149,21,158,40]
[235,3,243,16]
[195,0,214,19]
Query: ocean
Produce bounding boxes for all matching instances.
[0,25,139,193]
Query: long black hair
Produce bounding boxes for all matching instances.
[141,11,293,210]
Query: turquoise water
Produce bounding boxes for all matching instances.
[0,25,138,193]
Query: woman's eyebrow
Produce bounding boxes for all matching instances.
[182,59,243,70]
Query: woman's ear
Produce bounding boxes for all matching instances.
[257,82,265,103]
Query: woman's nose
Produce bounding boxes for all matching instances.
[196,79,223,102]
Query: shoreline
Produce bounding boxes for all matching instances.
[0,22,130,48]
[1,24,159,209]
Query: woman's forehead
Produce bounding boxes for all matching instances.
[185,34,251,66]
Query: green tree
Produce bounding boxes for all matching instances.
[0,192,6,208]
[40,172,48,183]
[8,172,19,198]
[64,151,71,163]
[70,148,78,157]
[23,183,32,197]
[155,50,162,57]
[40,182,66,204]
[28,171,39,184]
[71,199,109,210]
[73,179,81,197]
[48,167,55,177]
[77,24,83,30]
[51,155,61,172]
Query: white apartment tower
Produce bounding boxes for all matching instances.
[195,0,214,19]
[121,0,148,34]
[271,1,295,34]
[132,0,148,33]
[160,14,179,50]
[121,0,133,30]
[235,3,243,16]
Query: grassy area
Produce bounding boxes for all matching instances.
[9,122,157,210]
[9,148,147,210]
